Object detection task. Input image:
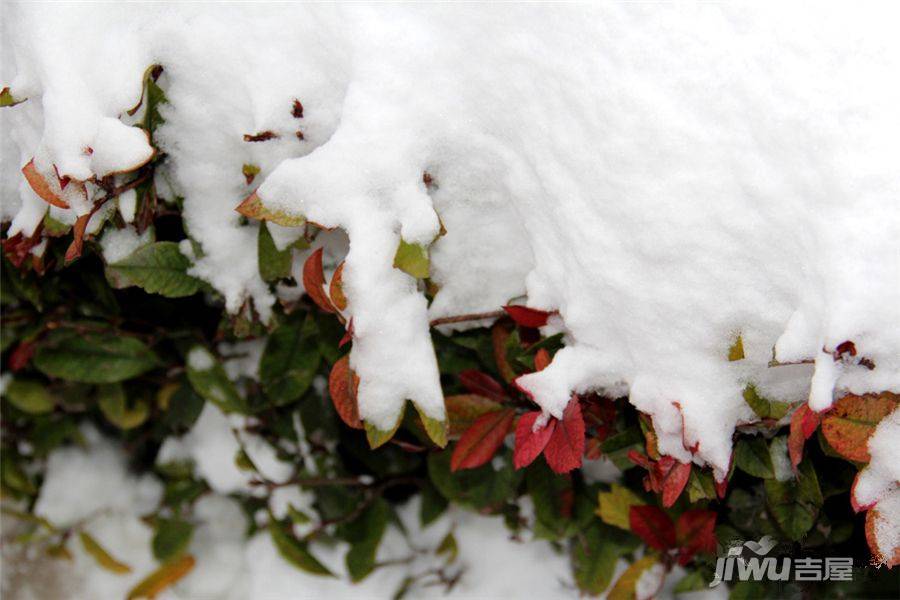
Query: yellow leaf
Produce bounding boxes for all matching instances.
[127,555,196,599]
[607,556,658,600]
[415,403,448,448]
[80,531,131,574]
[728,335,744,361]
[596,484,644,530]
[235,192,305,227]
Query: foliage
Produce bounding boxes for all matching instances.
[1,74,898,598]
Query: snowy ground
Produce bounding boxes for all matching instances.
[1,426,727,600]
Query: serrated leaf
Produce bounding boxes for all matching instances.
[127,554,195,599]
[821,392,898,464]
[544,397,585,473]
[3,379,54,414]
[258,222,293,282]
[236,192,305,227]
[513,411,556,469]
[392,239,429,279]
[107,242,201,297]
[328,355,362,428]
[735,437,775,478]
[80,531,131,574]
[186,346,245,413]
[97,383,149,429]
[269,517,332,576]
[152,519,193,562]
[629,505,675,550]
[260,316,320,406]
[34,330,159,384]
[596,483,644,530]
[451,408,514,471]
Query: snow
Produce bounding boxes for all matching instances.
[3,0,899,524]
[99,224,152,263]
[33,425,161,526]
[186,346,214,371]
[19,428,589,599]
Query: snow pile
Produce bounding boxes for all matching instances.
[853,407,900,566]
[3,4,900,477]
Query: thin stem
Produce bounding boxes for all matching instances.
[429,310,505,327]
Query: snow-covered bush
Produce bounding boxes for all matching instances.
[2,3,899,598]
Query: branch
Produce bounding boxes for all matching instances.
[430,310,504,327]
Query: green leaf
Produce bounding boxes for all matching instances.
[572,523,620,595]
[258,222,293,282]
[436,531,458,563]
[415,405,448,448]
[743,384,791,421]
[364,404,405,449]
[527,461,575,541]
[764,460,823,541]
[106,242,202,298]
[344,499,390,582]
[734,436,775,479]
[34,330,159,384]
[596,483,644,530]
[728,335,744,361]
[419,482,448,526]
[673,569,710,595]
[80,531,132,574]
[686,469,717,503]
[152,518,194,562]
[0,86,26,107]
[427,448,522,511]
[392,239,429,279]
[259,316,320,406]
[43,213,71,236]
[1,454,37,495]
[3,379,54,414]
[269,517,333,576]
[97,383,149,429]
[127,554,195,600]
[186,346,245,413]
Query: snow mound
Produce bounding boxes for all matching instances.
[3,4,899,476]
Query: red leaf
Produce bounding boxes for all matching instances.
[2,228,42,268]
[446,394,504,439]
[8,341,35,372]
[338,318,353,348]
[329,261,348,311]
[850,473,876,513]
[629,505,675,551]
[513,411,556,469]
[675,510,717,565]
[657,457,691,508]
[64,213,90,263]
[22,159,70,209]
[450,408,515,472]
[459,370,507,403]
[302,248,336,313]
[866,506,900,568]
[544,397,586,473]
[627,449,655,472]
[292,99,304,119]
[502,305,553,328]
[821,392,898,463]
[533,348,551,372]
[788,403,821,469]
[328,355,362,429]
[491,322,516,383]
[833,340,857,360]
